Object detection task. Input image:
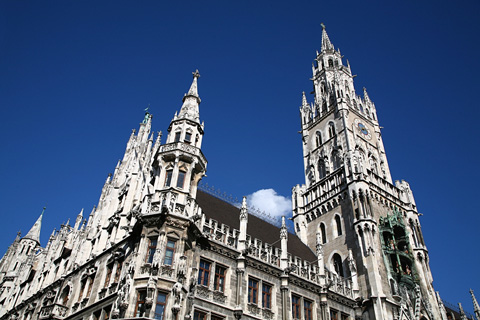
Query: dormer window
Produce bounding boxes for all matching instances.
[174,132,181,142]
[185,132,192,144]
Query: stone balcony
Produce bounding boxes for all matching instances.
[39,303,68,319]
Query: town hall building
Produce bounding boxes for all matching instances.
[0,26,478,320]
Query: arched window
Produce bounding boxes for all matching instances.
[318,159,327,179]
[335,215,342,236]
[328,123,336,138]
[315,131,322,147]
[320,223,327,244]
[184,131,192,144]
[366,108,370,118]
[328,59,333,68]
[334,60,339,67]
[60,285,70,305]
[332,149,342,170]
[332,253,344,277]
[359,104,364,113]
[353,100,357,110]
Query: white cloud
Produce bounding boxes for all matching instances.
[246,188,292,218]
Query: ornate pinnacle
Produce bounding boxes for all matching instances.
[240,196,248,221]
[280,216,288,240]
[192,69,201,79]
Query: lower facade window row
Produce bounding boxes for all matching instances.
[194,309,224,320]
[291,294,313,320]
[198,258,227,292]
[248,277,272,309]
[135,290,168,320]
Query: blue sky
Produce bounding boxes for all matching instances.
[1,0,479,313]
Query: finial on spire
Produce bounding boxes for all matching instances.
[321,22,326,30]
[193,69,200,79]
[142,105,152,124]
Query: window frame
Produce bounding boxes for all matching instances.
[304,299,313,320]
[176,171,186,189]
[135,290,147,317]
[164,170,173,187]
[248,277,259,304]
[146,237,158,264]
[291,294,301,319]
[193,310,208,320]
[198,259,211,287]
[154,291,168,320]
[261,282,272,309]
[213,264,226,292]
[163,239,176,266]
[104,263,113,288]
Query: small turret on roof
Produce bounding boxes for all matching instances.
[470,289,480,320]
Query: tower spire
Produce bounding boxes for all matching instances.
[321,23,334,52]
[470,289,480,320]
[178,70,201,122]
[23,207,45,244]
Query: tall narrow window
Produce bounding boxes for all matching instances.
[214,265,226,292]
[315,131,322,147]
[154,292,167,320]
[198,260,211,286]
[78,279,86,301]
[163,240,176,266]
[146,237,158,264]
[104,264,113,287]
[174,131,181,142]
[291,294,301,319]
[176,171,186,188]
[164,170,173,187]
[332,254,344,277]
[248,278,259,304]
[262,283,272,309]
[114,261,122,283]
[304,299,313,320]
[328,122,336,138]
[318,159,327,179]
[86,276,94,297]
[320,223,327,244]
[185,132,192,144]
[135,290,147,317]
[335,215,342,236]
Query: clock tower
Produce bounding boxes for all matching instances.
[292,25,444,320]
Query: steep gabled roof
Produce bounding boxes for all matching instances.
[196,190,316,262]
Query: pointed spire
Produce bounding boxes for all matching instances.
[363,87,371,104]
[301,91,308,108]
[23,207,45,244]
[321,23,334,52]
[470,289,480,320]
[178,70,201,122]
[74,209,84,230]
[459,303,468,320]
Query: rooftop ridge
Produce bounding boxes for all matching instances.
[198,181,294,232]
[442,300,475,319]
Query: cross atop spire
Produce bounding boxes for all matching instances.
[23,207,45,244]
[321,23,334,52]
[184,69,201,102]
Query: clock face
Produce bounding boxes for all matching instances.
[354,119,372,140]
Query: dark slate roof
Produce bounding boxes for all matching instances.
[196,190,317,262]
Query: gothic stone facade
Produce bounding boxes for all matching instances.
[0,27,451,320]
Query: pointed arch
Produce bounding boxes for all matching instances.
[319,223,327,244]
[332,253,344,277]
[328,122,336,138]
[334,215,342,237]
